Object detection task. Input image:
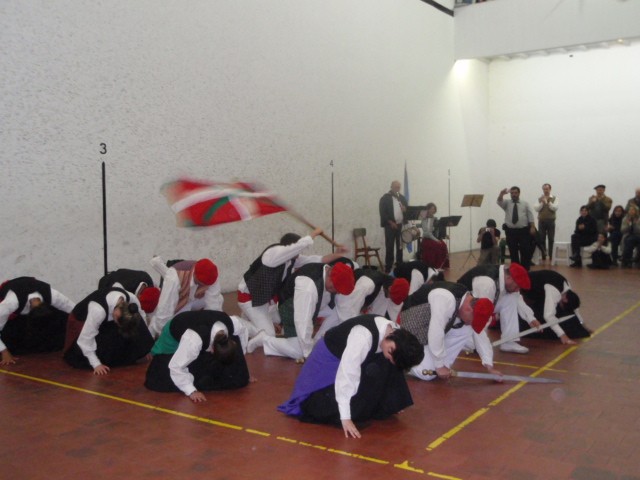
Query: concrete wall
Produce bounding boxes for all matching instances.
[1,0,473,299]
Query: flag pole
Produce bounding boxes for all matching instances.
[286,209,341,248]
[102,161,108,276]
[330,160,335,253]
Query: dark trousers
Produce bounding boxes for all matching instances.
[384,226,403,273]
[570,233,597,262]
[538,219,555,258]
[622,234,640,263]
[505,226,533,270]
[609,230,622,262]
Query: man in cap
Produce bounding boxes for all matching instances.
[149,257,222,338]
[457,263,540,354]
[587,184,613,233]
[401,281,501,381]
[248,262,355,361]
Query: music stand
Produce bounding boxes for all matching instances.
[405,206,425,222]
[460,194,484,269]
[436,215,461,240]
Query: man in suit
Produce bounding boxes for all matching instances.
[379,180,407,273]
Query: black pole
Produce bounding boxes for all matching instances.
[102,161,108,276]
[331,161,335,252]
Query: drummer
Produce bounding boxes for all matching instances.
[419,203,450,269]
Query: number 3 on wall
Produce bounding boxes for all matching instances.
[99,143,107,154]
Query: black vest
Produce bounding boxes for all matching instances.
[72,288,130,322]
[98,269,154,294]
[279,263,326,319]
[0,277,52,313]
[522,270,567,318]
[355,269,392,309]
[243,244,289,307]
[393,261,431,282]
[457,265,501,304]
[400,281,468,346]
[169,310,235,351]
[323,315,380,360]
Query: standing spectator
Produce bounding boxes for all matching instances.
[621,205,640,268]
[607,205,625,266]
[379,180,407,273]
[570,206,598,268]
[497,186,536,270]
[534,183,558,261]
[626,188,640,213]
[477,219,501,265]
[587,184,613,233]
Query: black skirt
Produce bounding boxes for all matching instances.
[298,352,413,426]
[144,339,249,392]
[1,308,68,355]
[63,319,154,369]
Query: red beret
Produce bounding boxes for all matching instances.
[138,286,160,313]
[389,278,410,305]
[472,298,494,333]
[508,263,530,290]
[194,258,218,286]
[329,262,355,295]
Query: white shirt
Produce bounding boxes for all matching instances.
[336,276,402,322]
[168,315,246,396]
[76,290,146,369]
[470,266,536,324]
[426,289,493,369]
[335,316,395,420]
[541,282,571,338]
[293,266,333,358]
[0,288,75,352]
[534,195,559,214]
[151,267,223,337]
[237,236,321,296]
[392,195,404,223]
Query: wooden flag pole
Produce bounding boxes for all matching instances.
[286,209,341,248]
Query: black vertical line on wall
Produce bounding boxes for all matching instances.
[102,162,108,276]
[419,0,454,17]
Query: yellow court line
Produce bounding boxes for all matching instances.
[0,368,459,479]
[426,300,640,452]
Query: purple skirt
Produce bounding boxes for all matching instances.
[277,339,339,416]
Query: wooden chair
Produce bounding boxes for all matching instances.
[353,228,383,269]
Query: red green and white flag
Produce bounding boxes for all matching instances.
[162,178,287,227]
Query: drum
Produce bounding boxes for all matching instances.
[401,226,420,244]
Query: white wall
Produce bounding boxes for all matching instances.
[455,0,640,59]
[3,1,636,303]
[1,0,474,300]
[470,43,640,244]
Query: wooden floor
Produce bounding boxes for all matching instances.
[2,252,640,480]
